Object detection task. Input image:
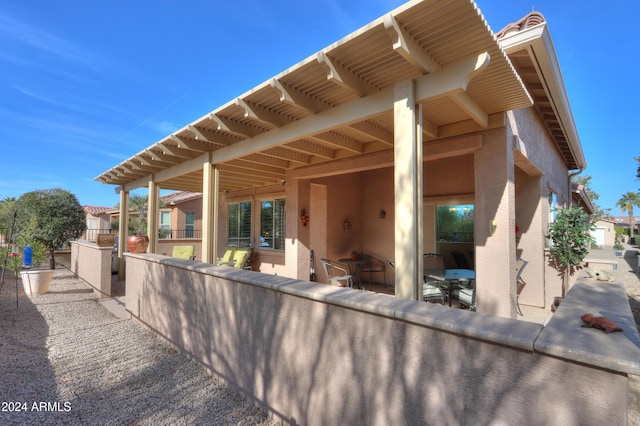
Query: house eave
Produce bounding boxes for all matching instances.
[499,21,586,171]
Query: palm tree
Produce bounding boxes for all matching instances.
[616,192,640,239]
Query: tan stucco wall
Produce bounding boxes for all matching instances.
[125,254,634,425]
[508,107,576,309]
[70,241,112,298]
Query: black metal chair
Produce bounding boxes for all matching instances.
[358,254,386,287]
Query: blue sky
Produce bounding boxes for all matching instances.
[1,1,638,215]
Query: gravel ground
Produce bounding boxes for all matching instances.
[0,267,276,426]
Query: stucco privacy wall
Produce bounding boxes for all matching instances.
[70,241,112,298]
[126,254,634,425]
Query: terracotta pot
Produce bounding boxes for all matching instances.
[127,235,149,253]
[20,270,54,295]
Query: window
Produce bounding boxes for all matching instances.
[185,212,195,238]
[436,204,474,243]
[260,198,286,250]
[159,211,171,239]
[548,192,558,223]
[228,201,251,247]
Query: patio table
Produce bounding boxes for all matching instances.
[425,269,475,306]
[338,258,369,289]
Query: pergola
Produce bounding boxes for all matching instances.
[97,0,543,307]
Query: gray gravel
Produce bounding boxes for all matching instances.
[0,267,275,425]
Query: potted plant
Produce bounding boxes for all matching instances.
[125,194,151,253]
[16,237,52,295]
[546,206,595,297]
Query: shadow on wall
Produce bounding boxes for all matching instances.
[131,259,620,425]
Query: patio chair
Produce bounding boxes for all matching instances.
[216,247,253,270]
[389,259,444,303]
[451,251,471,269]
[423,253,449,303]
[423,253,445,271]
[452,280,476,311]
[515,258,529,316]
[358,254,387,287]
[172,245,195,260]
[320,258,354,288]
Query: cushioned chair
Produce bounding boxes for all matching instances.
[216,247,253,270]
[172,245,195,260]
[321,258,354,288]
[422,253,447,303]
[389,259,444,303]
[452,280,476,311]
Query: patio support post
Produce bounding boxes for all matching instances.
[147,179,159,254]
[474,128,517,317]
[394,79,423,300]
[117,187,128,280]
[201,159,218,264]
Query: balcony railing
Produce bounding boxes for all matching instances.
[83,228,202,241]
[158,229,202,240]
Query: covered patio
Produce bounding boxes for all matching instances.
[96,0,584,318]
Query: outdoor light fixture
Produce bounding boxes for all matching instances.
[343,219,351,232]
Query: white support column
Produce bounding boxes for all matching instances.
[117,187,128,280]
[147,179,159,254]
[394,80,423,301]
[202,158,218,264]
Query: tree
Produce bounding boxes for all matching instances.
[616,191,640,238]
[572,174,610,220]
[635,155,640,183]
[128,193,148,235]
[0,197,17,242]
[16,188,86,269]
[115,193,166,235]
[547,206,595,296]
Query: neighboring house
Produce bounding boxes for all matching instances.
[103,190,204,239]
[82,205,114,241]
[96,1,587,318]
[158,191,203,239]
[611,216,640,239]
[591,219,616,249]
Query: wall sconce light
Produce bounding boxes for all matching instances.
[343,219,351,232]
[379,209,386,219]
[300,208,310,226]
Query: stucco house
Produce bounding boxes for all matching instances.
[591,219,616,249]
[96,1,586,319]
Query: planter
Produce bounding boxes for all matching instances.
[127,235,149,253]
[20,269,54,295]
[96,233,116,247]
